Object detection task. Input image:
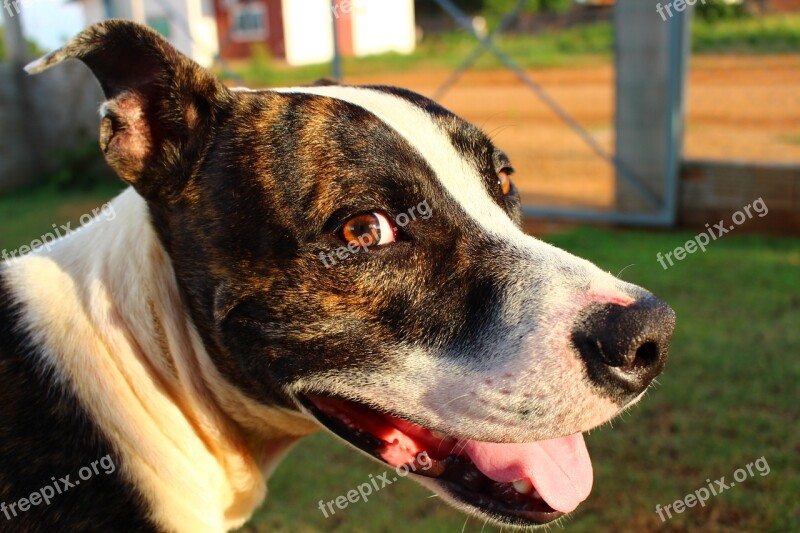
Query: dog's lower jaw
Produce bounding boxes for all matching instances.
[2,187,318,532]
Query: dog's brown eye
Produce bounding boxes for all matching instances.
[498,169,513,196]
[340,212,396,248]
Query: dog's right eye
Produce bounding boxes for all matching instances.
[498,168,513,196]
[339,212,396,249]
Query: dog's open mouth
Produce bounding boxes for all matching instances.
[300,395,593,527]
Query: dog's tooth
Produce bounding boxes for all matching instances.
[512,478,533,494]
[531,488,543,499]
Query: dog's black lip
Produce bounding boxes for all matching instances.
[296,394,565,526]
[297,394,388,458]
[437,476,565,526]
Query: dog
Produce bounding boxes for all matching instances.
[0,20,675,532]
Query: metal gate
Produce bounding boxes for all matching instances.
[331,0,692,226]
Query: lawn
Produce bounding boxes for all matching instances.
[0,185,123,255]
[221,13,800,87]
[1,187,797,532]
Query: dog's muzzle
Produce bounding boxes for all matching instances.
[571,294,676,402]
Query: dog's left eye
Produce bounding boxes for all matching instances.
[498,168,513,196]
[340,212,396,248]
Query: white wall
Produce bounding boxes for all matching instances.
[186,0,219,67]
[351,0,415,57]
[281,0,335,66]
[81,0,105,24]
[80,0,217,67]
[280,0,414,66]
[141,0,218,67]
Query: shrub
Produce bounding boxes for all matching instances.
[44,139,117,191]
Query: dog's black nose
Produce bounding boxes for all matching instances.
[572,295,675,401]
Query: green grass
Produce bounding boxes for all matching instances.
[0,184,123,255]
[222,26,611,87]
[224,13,800,87]
[220,23,613,87]
[782,133,800,145]
[693,12,800,53]
[3,189,796,532]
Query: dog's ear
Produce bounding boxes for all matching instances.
[309,78,340,87]
[26,20,230,199]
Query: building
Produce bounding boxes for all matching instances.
[80,0,220,67]
[77,0,414,68]
[213,0,416,66]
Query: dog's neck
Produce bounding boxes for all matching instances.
[3,188,319,531]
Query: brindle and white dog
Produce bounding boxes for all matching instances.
[0,20,675,532]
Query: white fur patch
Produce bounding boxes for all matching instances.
[3,188,319,531]
[274,86,525,240]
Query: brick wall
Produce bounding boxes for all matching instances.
[769,0,800,12]
[680,160,800,234]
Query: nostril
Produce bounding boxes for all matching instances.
[590,337,626,368]
[633,341,659,369]
[572,297,675,401]
[591,338,659,371]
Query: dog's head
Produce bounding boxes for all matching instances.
[30,21,675,528]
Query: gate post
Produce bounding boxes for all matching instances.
[614,0,691,220]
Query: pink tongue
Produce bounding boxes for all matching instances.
[460,433,593,513]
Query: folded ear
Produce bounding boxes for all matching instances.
[26,20,230,198]
[309,78,340,87]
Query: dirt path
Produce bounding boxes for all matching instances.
[349,55,800,208]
